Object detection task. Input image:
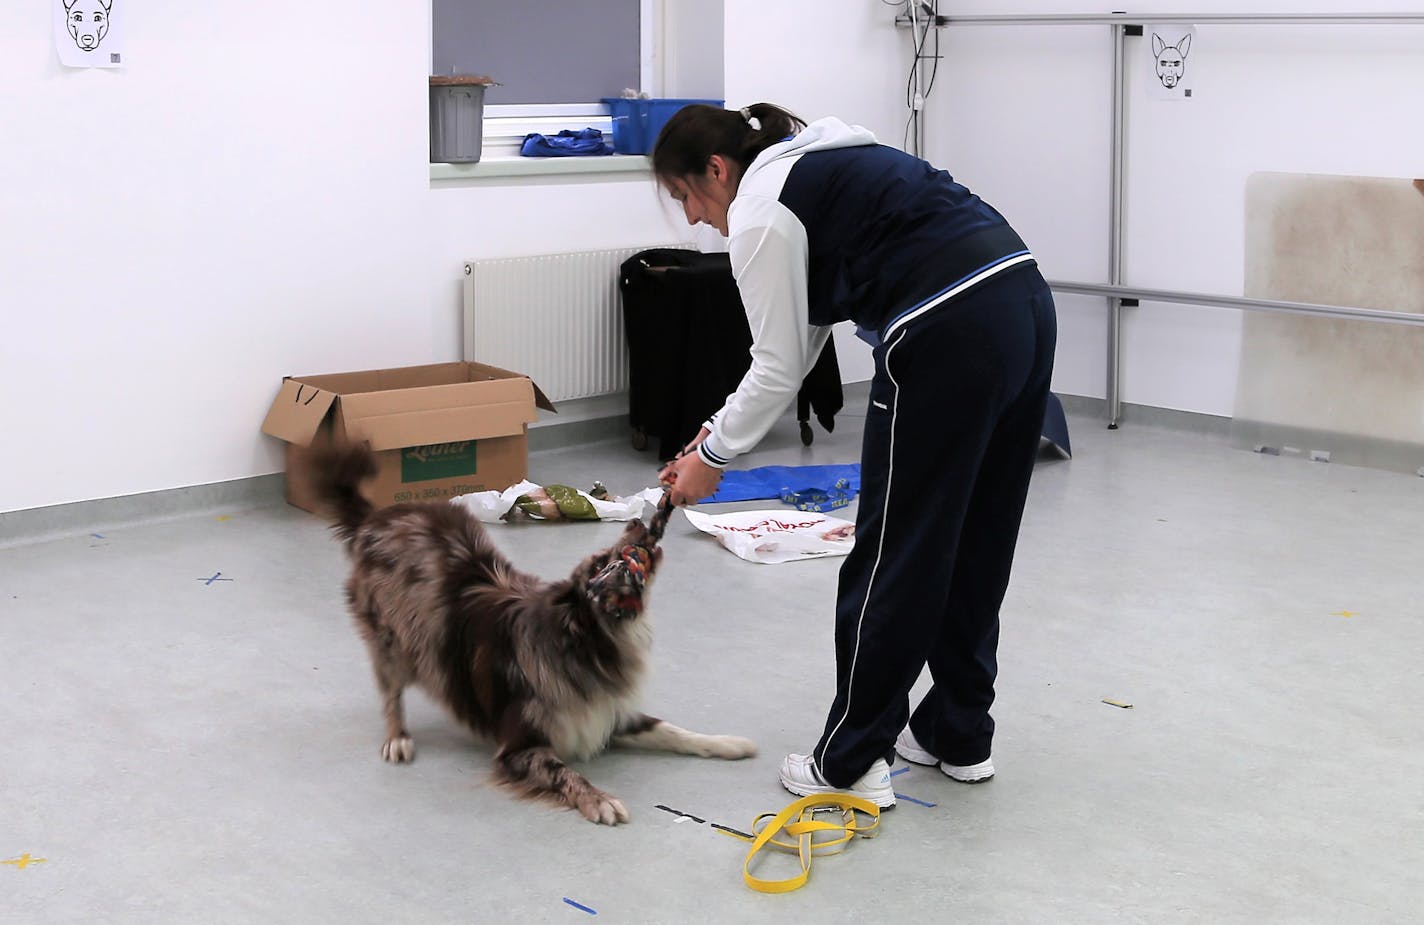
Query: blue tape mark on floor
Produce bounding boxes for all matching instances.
[198,572,233,585]
[894,792,937,808]
[563,897,597,915]
[91,533,105,539]
[890,766,911,777]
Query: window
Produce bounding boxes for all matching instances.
[432,0,652,157]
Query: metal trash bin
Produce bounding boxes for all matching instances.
[429,75,496,164]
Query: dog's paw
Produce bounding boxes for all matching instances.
[577,791,630,825]
[702,735,758,760]
[381,736,416,763]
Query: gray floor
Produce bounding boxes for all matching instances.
[4,401,1423,924]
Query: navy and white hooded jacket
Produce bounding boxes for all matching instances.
[696,117,1036,470]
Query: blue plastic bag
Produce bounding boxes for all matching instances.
[780,478,856,513]
[705,464,861,504]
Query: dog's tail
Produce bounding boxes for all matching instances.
[301,441,378,544]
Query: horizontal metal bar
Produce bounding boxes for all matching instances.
[901,12,1424,26]
[1046,280,1424,327]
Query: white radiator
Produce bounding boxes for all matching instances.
[462,245,690,403]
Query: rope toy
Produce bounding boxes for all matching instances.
[587,490,675,617]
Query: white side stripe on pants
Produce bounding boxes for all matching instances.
[816,328,907,773]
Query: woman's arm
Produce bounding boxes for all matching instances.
[696,196,820,469]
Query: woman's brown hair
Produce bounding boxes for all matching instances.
[651,102,806,183]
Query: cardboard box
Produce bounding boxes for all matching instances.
[261,361,554,513]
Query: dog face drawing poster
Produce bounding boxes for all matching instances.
[1146,25,1196,101]
[55,0,125,68]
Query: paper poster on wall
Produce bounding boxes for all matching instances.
[54,0,125,69]
[1146,25,1195,100]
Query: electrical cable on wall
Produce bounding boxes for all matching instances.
[890,0,941,157]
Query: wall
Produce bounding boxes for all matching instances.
[918,0,1424,415]
[661,0,725,99]
[722,0,910,383]
[0,2,691,514]
[14,1,1410,514]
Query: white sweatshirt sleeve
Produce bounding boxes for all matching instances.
[696,196,830,469]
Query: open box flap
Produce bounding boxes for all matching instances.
[261,379,338,446]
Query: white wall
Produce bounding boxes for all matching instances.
[12,1,1413,514]
[723,0,909,382]
[919,0,1424,414]
[661,0,725,99]
[0,2,690,514]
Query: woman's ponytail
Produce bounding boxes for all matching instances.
[652,102,806,183]
[735,102,804,163]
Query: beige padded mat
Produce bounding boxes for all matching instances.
[1237,172,1424,445]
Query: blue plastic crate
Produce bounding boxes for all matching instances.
[600,97,724,155]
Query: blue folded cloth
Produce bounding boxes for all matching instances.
[520,128,614,157]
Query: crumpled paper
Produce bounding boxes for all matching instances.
[451,480,665,524]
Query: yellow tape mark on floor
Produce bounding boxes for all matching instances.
[2,854,47,870]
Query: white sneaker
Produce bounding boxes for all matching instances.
[778,753,896,808]
[895,727,995,783]
[940,757,995,783]
[894,727,939,766]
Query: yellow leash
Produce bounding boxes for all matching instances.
[730,794,882,894]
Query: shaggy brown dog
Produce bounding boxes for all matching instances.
[304,442,755,824]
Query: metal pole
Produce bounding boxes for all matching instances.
[914,12,1424,26]
[1107,22,1127,429]
[895,9,1424,427]
[1045,280,1424,328]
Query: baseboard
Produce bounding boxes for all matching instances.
[0,393,639,546]
[16,387,1404,547]
[1056,393,1424,476]
[0,473,287,549]
[1228,418,1424,477]
[528,391,633,452]
[1055,394,1234,439]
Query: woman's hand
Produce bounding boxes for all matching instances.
[658,428,721,505]
[661,453,723,505]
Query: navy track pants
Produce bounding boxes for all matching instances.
[813,266,1057,785]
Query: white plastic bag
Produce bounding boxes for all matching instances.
[682,508,856,564]
[451,482,664,524]
[587,487,665,521]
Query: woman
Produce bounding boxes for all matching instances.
[655,103,1056,807]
